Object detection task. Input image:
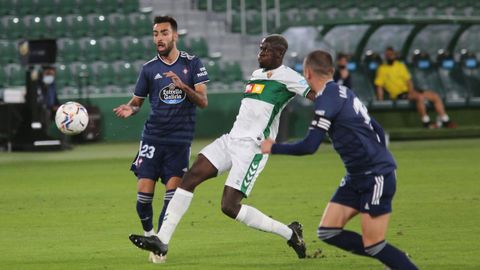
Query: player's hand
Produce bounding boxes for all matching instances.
[164,71,186,90]
[261,138,275,154]
[113,104,133,118]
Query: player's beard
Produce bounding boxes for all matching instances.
[158,40,174,57]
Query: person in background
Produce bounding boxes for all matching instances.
[375,47,456,128]
[333,52,352,89]
[41,66,60,120]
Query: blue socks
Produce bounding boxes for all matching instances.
[318,227,369,257]
[318,227,418,269]
[365,240,419,270]
[136,192,154,232]
[157,189,176,232]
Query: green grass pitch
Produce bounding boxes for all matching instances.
[1,138,479,269]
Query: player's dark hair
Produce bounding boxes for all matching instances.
[305,50,334,77]
[264,34,288,55]
[336,52,348,61]
[153,16,178,32]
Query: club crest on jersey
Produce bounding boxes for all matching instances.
[244,83,265,94]
[159,83,186,104]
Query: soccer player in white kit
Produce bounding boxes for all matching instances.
[129,34,316,261]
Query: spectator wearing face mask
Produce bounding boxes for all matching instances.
[374,47,455,128]
[333,52,352,89]
[41,66,60,120]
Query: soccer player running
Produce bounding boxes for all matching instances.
[129,34,316,260]
[261,50,419,269]
[113,16,209,263]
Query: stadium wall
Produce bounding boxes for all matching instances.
[61,93,480,141]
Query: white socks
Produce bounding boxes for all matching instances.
[422,115,431,123]
[156,188,193,244]
[235,204,293,240]
[144,229,155,237]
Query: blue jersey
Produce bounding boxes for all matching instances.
[134,51,209,145]
[312,81,396,176]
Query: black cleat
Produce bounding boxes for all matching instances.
[128,234,168,256]
[287,221,306,258]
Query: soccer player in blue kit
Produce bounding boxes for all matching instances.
[262,50,419,269]
[113,16,209,263]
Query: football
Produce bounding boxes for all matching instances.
[55,101,89,135]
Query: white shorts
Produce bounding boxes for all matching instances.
[199,134,269,197]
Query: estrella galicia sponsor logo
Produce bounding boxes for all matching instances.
[159,83,186,104]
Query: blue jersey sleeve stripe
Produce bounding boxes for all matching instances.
[133,94,146,98]
[194,80,210,85]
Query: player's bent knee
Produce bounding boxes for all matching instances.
[220,201,239,218]
[317,227,342,242]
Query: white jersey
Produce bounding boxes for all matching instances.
[229,65,310,142]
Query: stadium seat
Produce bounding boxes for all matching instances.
[120,0,138,13]
[37,0,57,15]
[4,16,26,39]
[25,16,50,39]
[47,16,68,38]
[92,62,115,87]
[460,51,480,106]
[115,62,137,86]
[16,0,35,16]
[81,38,102,62]
[190,37,209,58]
[0,40,17,64]
[0,66,6,87]
[436,50,468,107]
[410,50,445,99]
[109,13,131,36]
[205,60,222,82]
[67,15,90,38]
[129,13,151,36]
[6,64,24,86]
[54,64,75,88]
[221,61,243,84]
[101,37,124,61]
[124,37,146,61]
[89,14,110,38]
[57,38,82,63]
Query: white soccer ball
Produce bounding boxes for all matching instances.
[55,101,89,135]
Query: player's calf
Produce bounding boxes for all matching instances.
[317,227,368,256]
[364,240,418,270]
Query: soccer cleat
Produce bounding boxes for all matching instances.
[129,234,168,256]
[148,252,167,264]
[287,221,306,259]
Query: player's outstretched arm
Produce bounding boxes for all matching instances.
[113,96,144,118]
[261,128,325,155]
[164,71,208,108]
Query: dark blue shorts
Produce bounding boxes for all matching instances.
[330,171,396,216]
[130,139,190,185]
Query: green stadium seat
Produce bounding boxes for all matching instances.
[221,61,243,83]
[409,51,447,103]
[26,16,50,39]
[101,37,124,61]
[16,0,35,16]
[205,60,222,82]
[5,17,26,39]
[82,38,102,62]
[0,40,17,64]
[57,38,82,63]
[92,62,115,87]
[436,51,469,107]
[190,38,209,58]
[120,0,138,13]
[130,13,151,36]
[0,67,7,87]
[89,14,110,38]
[0,0,13,15]
[67,15,89,38]
[115,62,137,86]
[77,0,99,15]
[54,64,75,88]
[124,37,146,61]
[37,0,57,15]
[7,64,24,86]
[460,52,480,105]
[109,13,131,36]
[59,0,76,15]
[100,0,120,13]
[48,16,68,38]
[246,10,261,34]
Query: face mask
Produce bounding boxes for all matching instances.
[43,75,54,85]
[386,59,395,65]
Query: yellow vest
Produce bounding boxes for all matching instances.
[374,61,411,99]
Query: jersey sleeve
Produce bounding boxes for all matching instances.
[286,72,311,97]
[192,57,209,85]
[133,66,149,98]
[310,88,343,131]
